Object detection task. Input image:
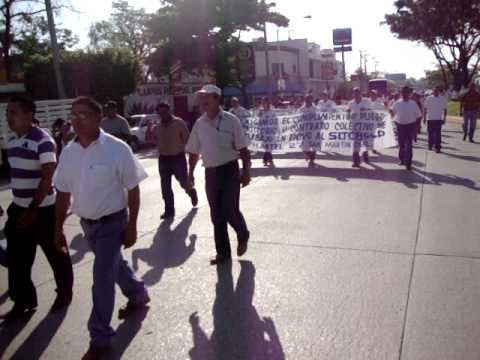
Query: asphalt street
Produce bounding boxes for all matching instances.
[0,122,479,359]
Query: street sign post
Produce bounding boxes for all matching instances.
[333,28,353,82]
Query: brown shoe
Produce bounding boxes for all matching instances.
[210,255,231,266]
[118,295,150,320]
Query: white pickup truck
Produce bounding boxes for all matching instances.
[128,114,160,152]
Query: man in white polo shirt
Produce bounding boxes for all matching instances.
[347,88,372,167]
[186,84,251,266]
[53,96,150,358]
[391,86,423,170]
[424,86,448,153]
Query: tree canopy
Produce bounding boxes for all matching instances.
[147,0,289,87]
[385,0,480,90]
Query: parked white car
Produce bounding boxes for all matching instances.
[128,114,160,152]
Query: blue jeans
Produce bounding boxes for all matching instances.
[397,123,416,166]
[463,110,478,140]
[81,209,148,347]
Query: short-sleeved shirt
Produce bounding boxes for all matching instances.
[317,100,336,112]
[185,109,249,168]
[8,126,57,208]
[101,115,131,138]
[348,99,372,114]
[424,95,447,121]
[368,99,386,111]
[53,131,148,220]
[461,90,480,111]
[157,117,189,156]
[392,100,422,125]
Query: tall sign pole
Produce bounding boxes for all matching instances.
[45,0,66,98]
[333,28,353,85]
[264,22,272,101]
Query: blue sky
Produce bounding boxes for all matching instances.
[59,0,438,79]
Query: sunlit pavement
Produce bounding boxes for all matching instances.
[1,121,479,359]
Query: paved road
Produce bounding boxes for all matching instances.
[0,123,479,359]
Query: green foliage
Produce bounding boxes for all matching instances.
[88,0,153,60]
[385,0,480,90]
[147,0,289,86]
[24,48,141,100]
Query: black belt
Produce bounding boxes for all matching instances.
[81,209,126,225]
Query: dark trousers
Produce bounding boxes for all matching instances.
[205,161,249,257]
[158,153,196,214]
[263,152,273,163]
[427,121,443,150]
[463,110,478,141]
[5,203,73,307]
[397,123,417,166]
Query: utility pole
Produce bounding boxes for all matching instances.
[263,22,272,101]
[45,0,66,98]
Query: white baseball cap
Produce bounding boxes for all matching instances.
[197,84,222,96]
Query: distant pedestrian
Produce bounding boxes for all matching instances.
[230,97,250,129]
[260,97,275,166]
[54,97,150,359]
[368,90,386,154]
[459,83,480,142]
[155,102,198,219]
[390,86,423,170]
[2,96,73,320]
[101,100,131,143]
[300,94,317,167]
[317,92,336,112]
[348,88,372,167]
[186,85,251,266]
[424,86,448,153]
[412,92,424,142]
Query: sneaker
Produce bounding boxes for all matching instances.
[398,161,405,166]
[237,231,250,257]
[118,295,150,320]
[406,164,412,171]
[435,149,441,153]
[463,134,467,141]
[190,189,198,207]
[352,162,360,168]
[160,212,175,219]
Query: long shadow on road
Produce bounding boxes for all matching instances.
[132,208,198,286]
[189,261,284,360]
[9,307,68,360]
[251,165,480,191]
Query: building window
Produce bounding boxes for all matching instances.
[293,64,297,74]
[309,60,314,78]
[272,63,285,77]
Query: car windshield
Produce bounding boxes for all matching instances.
[129,115,145,127]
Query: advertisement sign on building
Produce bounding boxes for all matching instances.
[237,45,256,82]
[319,50,337,81]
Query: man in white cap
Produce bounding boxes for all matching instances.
[317,92,336,112]
[347,88,372,167]
[424,86,448,153]
[186,84,251,265]
[229,97,250,130]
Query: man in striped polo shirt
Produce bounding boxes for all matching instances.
[2,96,73,319]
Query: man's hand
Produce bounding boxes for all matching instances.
[17,209,37,229]
[240,171,251,188]
[54,231,69,254]
[124,222,137,249]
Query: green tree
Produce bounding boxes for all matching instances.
[0,0,73,81]
[24,48,141,100]
[147,0,289,88]
[88,1,153,68]
[385,0,480,90]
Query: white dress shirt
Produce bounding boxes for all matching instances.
[424,95,447,121]
[348,99,372,114]
[317,100,336,112]
[186,109,249,168]
[53,131,148,220]
[392,100,423,125]
[368,99,386,111]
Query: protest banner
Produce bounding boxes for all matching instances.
[237,109,397,154]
